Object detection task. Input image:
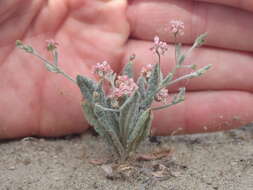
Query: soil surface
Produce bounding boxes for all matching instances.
[0,125,252,190]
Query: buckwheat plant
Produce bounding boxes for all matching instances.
[16,20,211,161]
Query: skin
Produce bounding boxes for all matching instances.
[0,0,253,139]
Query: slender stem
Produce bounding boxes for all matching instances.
[58,70,77,84]
[32,51,53,66]
[32,51,77,84]
[182,38,202,62]
[169,35,180,79]
[164,73,191,86]
[172,37,197,77]
[183,45,195,60]
[172,36,178,74]
[157,50,161,82]
[156,72,196,93]
[53,50,58,66]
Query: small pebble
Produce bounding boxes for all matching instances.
[8,166,16,170]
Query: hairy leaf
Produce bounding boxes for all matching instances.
[76,75,98,102]
[161,72,173,88]
[141,64,160,109]
[194,33,208,47]
[81,102,119,153]
[137,76,146,99]
[122,55,135,78]
[93,81,106,105]
[93,82,120,134]
[119,91,140,147]
[94,104,124,156]
[81,102,105,136]
[53,51,58,66]
[127,109,153,153]
[44,63,59,73]
[106,98,120,135]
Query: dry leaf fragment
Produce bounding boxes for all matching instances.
[137,148,173,161]
[151,170,165,178]
[89,159,108,165]
[151,164,170,179]
[117,164,134,172]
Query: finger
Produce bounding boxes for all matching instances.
[196,0,253,12]
[0,77,89,139]
[0,0,45,46]
[151,90,253,135]
[0,68,99,140]
[124,40,253,92]
[127,0,253,51]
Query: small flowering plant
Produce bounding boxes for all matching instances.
[16,20,211,161]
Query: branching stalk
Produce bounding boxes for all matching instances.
[32,51,77,84]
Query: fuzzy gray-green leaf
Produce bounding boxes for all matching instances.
[81,101,105,136]
[147,64,160,93]
[161,72,173,88]
[93,81,119,134]
[76,75,98,102]
[81,102,118,151]
[93,80,106,105]
[44,63,59,73]
[127,109,153,153]
[119,91,140,147]
[194,33,208,47]
[122,56,135,78]
[93,82,119,134]
[137,76,146,99]
[105,98,120,135]
[141,64,160,109]
[94,104,124,156]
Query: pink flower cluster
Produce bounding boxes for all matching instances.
[150,36,169,55]
[170,20,184,36]
[46,39,59,51]
[141,63,155,78]
[111,75,138,99]
[155,88,169,104]
[92,61,113,77]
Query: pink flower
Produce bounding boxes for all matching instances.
[150,36,168,55]
[170,20,184,36]
[155,88,169,104]
[92,61,113,77]
[46,39,59,51]
[141,63,155,78]
[111,75,138,99]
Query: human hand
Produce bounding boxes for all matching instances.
[1,0,252,139]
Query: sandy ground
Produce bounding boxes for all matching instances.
[0,125,252,190]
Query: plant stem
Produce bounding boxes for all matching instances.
[58,70,77,84]
[156,72,196,93]
[32,51,77,84]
